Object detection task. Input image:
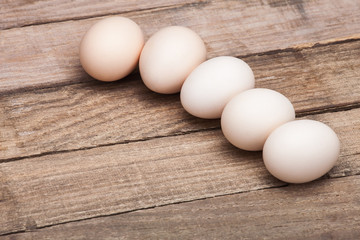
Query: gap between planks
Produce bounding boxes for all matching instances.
[0,127,219,163]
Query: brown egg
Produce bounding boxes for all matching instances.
[80,16,144,82]
[139,26,207,94]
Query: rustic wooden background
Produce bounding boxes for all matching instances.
[1,0,360,239]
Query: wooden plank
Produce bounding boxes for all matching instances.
[0,108,359,235]
[0,130,282,235]
[3,175,360,240]
[1,40,360,160]
[2,0,360,92]
[0,0,204,30]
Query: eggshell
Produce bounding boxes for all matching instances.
[139,26,207,94]
[221,88,295,151]
[180,56,255,119]
[263,120,340,184]
[80,16,144,82]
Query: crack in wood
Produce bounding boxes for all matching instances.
[237,34,360,59]
[296,101,360,117]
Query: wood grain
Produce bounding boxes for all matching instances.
[4,175,360,240]
[0,108,359,235]
[1,0,359,238]
[2,0,360,92]
[1,40,359,161]
[0,0,203,30]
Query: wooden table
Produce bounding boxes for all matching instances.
[1,0,360,239]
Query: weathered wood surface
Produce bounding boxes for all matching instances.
[0,108,359,235]
[2,0,360,92]
[1,0,360,238]
[1,39,359,161]
[4,175,360,240]
[0,0,202,30]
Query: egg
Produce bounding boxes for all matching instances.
[180,56,255,119]
[221,88,295,151]
[139,26,207,94]
[263,120,340,183]
[80,16,144,81]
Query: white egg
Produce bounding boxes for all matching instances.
[263,119,340,184]
[139,26,207,94]
[221,88,295,151]
[80,17,144,82]
[180,56,255,119]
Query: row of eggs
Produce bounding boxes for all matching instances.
[80,16,340,184]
